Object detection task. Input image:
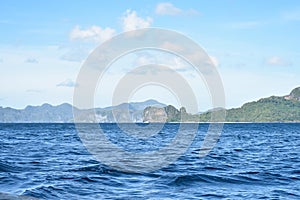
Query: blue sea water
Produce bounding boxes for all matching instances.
[0,123,299,199]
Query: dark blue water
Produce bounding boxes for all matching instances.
[0,123,299,199]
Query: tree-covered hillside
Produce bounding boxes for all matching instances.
[290,87,300,100]
[199,96,300,122]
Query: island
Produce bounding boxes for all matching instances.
[0,87,300,123]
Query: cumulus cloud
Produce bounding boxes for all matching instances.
[57,79,78,87]
[155,2,182,15]
[131,51,218,75]
[266,56,291,66]
[132,51,190,72]
[70,25,116,43]
[25,58,39,64]
[121,10,153,31]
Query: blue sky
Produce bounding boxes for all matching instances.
[1,0,300,110]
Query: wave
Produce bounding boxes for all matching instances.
[0,192,39,200]
[0,161,22,172]
[167,173,263,186]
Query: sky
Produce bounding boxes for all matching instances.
[1,0,300,111]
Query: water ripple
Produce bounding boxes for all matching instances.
[0,123,299,199]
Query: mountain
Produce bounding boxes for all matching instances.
[199,87,300,122]
[0,100,166,123]
[1,87,300,123]
[91,99,166,123]
[0,103,75,123]
[142,87,300,123]
[128,99,166,111]
[143,105,199,122]
[287,87,300,101]
[99,99,165,112]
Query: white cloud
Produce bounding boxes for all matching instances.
[25,58,39,64]
[131,51,219,74]
[266,56,291,66]
[57,79,78,87]
[155,3,182,15]
[0,45,80,108]
[132,51,191,72]
[121,10,153,31]
[70,25,116,43]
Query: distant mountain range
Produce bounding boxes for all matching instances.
[1,87,300,123]
[0,99,166,123]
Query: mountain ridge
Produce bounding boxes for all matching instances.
[1,87,300,123]
[143,87,300,123]
[0,100,166,123]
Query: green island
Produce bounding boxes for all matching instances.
[144,87,300,123]
[1,87,300,123]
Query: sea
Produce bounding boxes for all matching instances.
[0,123,299,199]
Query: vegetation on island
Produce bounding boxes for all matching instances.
[145,87,300,123]
[199,96,300,122]
[1,87,300,123]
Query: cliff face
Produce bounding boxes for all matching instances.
[143,107,167,122]
[290,87,300,101]
[143,105,198,122]
[143,87,300,123]
[143,105,183,122]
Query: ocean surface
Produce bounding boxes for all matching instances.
[0,123,299,199]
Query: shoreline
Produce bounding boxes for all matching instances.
[0,121,300,124]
